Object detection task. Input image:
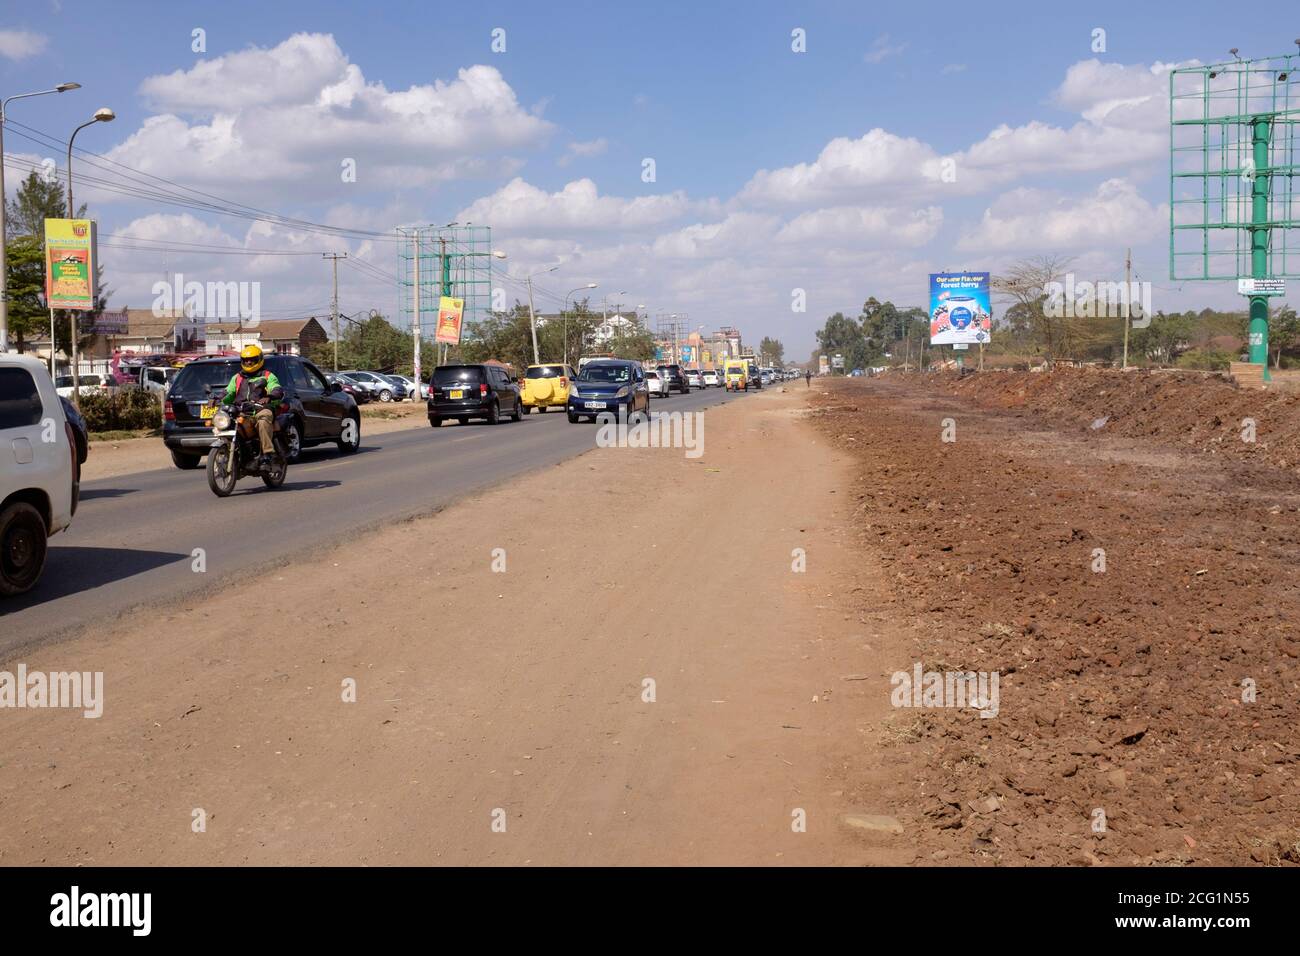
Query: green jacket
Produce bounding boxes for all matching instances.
[224,368,283,409]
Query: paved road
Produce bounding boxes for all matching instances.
[2,388,744,654]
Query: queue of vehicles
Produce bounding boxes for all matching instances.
[2,346,778,595]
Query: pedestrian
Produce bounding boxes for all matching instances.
[805,369,812,388]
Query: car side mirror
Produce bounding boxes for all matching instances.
[330,381,344,393]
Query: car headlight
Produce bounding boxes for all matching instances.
[569,386,581,399]
[616,386,629,399]
[213,411,231,430]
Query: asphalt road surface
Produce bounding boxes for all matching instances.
[2,388,744,654]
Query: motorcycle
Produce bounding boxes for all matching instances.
[205,399,290,497]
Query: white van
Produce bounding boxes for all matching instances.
[1,354,78,595]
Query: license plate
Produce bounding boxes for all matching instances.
[449,389,464,399]
[583,401,607,410]
[200,405,217,420]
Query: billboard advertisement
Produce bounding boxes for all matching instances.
[44,218,98,311]
[434,296,464,345]
[929,272,991,345]
[818,355,830,375]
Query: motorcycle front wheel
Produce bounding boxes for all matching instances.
[207,443,238,497]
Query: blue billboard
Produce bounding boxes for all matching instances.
[929,272,991,345]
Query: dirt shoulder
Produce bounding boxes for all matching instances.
[0,386,915,866]
[81,406,428,482]
[808,375,1300,866]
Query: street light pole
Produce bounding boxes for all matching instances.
[64,106,114,406]
[0,82,80,354]
[523,266,557,365]
[564,282,597,366]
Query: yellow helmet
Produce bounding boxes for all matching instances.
[239,344,264,375]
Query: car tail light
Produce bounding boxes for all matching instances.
[164,399,175,421]
[560,377,569,388]
[479,383,488,397]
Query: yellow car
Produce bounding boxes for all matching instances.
[724,359,749,391]
[521,363,577,412]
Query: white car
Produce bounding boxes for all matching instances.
[701,369,721,387]
[645,369,668,397]
[685,369,704,389]
[54,373,107,398]
[1,354,78,595]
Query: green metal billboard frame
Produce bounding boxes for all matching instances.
[1170,51,1300,376]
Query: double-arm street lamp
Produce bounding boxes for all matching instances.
[563,282,597,365]
[0,81,80,353]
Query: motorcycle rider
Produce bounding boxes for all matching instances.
[222,345,283,468]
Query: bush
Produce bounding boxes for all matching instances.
[1174,348,1232,371]
[79,386,161,432]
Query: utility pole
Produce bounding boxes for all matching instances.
[412,230,422,393]
[323,253,347,371]
[1121,248,1131,370]
[526,275,540,365]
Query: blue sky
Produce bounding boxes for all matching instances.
[3,0,1298,356]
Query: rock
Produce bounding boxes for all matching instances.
[842,813,904,835]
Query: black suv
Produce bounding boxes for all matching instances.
[428,364,523,426]
[163,354,361,469]
[656,364,690,395]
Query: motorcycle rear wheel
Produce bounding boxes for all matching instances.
[262,452,288,489]
[207,444,238,497]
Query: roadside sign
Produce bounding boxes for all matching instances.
[1237,278,1287,297]
[44,218,98,311]
[434,296,464,345]
[930,272,991,345]
[953,343,969,350]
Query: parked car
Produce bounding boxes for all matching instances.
[521,363,577,413]
[685,368,704,389]
[60,397,88,466]
[701,369,722,388]
[428,364,523,426]
[656,364,690,395]
[1,354,78,595]
[386,374,428,400]
[163,354,361,469]
[339,370,402,402]
[567,359,650,423]
[645,369,668,398]
[325,372,371,404]
[373,373,410,401]
[53,373,108,398]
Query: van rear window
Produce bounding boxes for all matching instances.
[434,366,484,386]
[0,367,43,429]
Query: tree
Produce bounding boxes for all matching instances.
[1129,310,1195,365]
[3,235,47,352]
[1269,304,1299,368]
[4,170,106,359]
[815,311,869,373]
[308,312,419,373]
[992,255,1073,363]
[758,336,785,366]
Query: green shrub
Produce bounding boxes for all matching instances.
[79,386,162,432]
[1175,348,1232,371]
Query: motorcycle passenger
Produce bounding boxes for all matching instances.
[223,345,283,467]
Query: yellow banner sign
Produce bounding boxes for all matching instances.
[44,218,98,311]
[435,296,464,345]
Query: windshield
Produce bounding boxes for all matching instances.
[579,364,631,384]
[171,362,238,400]
[526,365,566,379]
